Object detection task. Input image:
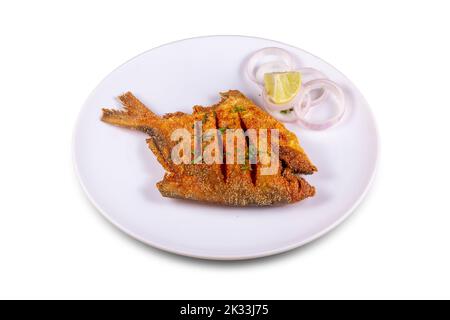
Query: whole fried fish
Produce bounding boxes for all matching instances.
[102,90,317,206]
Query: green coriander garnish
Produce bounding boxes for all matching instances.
[280,108,294,115]
[191,155,202,164]
[232,105,246,113]
[218,127,228,134]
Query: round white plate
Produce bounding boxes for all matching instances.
[73,36,378,260]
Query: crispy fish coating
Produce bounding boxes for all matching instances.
[101,90,316,206]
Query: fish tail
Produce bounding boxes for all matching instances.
[101,92,159,131]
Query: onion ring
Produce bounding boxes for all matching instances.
[294,79,346,130]
[246,47,295,86]
[246,47,346,130]
[262,92,311,122]
[298,67,329,106]
[298,67,327,80]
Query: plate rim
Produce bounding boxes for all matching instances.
[72,35,379,260]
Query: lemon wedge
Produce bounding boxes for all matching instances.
[264,71,301,105]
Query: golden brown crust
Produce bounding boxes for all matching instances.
[101,90,317,206]
[221,90,317,174]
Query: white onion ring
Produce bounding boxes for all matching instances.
[298,67,329,106]
[298,67,327,80]
[246,47,295,86]
[294,79,346,130]
[262,91,311,122]
[246,47,346,130]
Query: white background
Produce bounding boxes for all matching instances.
[0,0,449,300]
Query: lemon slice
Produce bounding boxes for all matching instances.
[264,71,301,105]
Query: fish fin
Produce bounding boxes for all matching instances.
[146,138,173,172]
[118,92,158,118]
[101,92,159,131]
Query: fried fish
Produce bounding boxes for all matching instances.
[101,90,317,206]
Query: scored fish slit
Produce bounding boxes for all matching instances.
[213,110,227,184]
[237,113,257,186]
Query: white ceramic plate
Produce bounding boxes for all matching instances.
[73,36,378,260]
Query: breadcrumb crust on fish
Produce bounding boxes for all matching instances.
[101,90,317,206]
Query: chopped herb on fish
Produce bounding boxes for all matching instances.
[232,105,245,113]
